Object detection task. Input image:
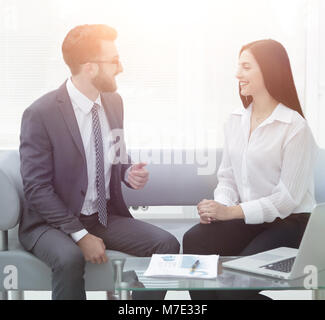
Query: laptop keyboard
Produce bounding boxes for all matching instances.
[260,257,296,273]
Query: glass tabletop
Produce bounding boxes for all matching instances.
[114,256,325,291]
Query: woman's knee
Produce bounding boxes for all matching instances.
[182,223,212,254]
[183,220,250,255]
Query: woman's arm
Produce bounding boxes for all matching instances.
[213,125,240,206]
[198,122,241,223]
[240,124,317,224]
[199,124,317,224]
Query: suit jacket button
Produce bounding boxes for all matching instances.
[81,190,86,196]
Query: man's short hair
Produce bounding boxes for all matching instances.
[62,24,117,75]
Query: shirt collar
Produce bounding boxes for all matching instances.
[66,77,102,114]
[266,103,293,124]
[232,103,293,124]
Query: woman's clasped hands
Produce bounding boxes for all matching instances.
[197,199,229,224]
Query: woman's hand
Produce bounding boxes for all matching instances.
[197,199,245,223]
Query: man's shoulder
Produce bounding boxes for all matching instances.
[24,83,66,115]
[28,90,57,111]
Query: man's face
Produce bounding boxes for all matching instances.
[91,40,123,93]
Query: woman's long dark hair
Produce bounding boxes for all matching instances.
[239,39,304,118]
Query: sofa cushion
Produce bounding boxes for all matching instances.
[0,151,22,230]
[314,149,325,203]
[122,149,221,206]
[0,247,126,291]
[1,232,133,291]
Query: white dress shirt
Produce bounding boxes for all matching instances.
[66,78,120,242]
[214,103,318,224]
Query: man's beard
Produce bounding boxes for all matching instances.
[92,68,117,93]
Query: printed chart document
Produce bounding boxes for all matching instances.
[144,254,219,279]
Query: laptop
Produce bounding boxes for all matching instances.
[222,204,325,280]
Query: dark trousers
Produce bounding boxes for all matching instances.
[31,212,180,300]
[182,213,310,300]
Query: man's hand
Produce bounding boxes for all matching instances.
[127,162,149,190]
[77,233,108,264]
[197,199,244,223]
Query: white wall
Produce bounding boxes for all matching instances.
[0,0,318,149]
[319,0,325,148]
[1,0,324,219]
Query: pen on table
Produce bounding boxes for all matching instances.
[190,259,200,273]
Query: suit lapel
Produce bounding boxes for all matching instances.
[55,83,120,164]
[101,93,119,130]
[101,93,120,158]
[56,81,87,163]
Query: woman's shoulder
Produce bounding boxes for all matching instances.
[279,103,306,127]
[226,106,246,122]
[278,104,313,143]
[280,104,317,147]
[223,108,242,132]
[230,106,246,117]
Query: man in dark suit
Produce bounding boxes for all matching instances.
[19,24,180,300]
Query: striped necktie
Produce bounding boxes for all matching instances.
[91,103,107,227]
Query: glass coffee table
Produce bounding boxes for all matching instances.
[112,257,325,300]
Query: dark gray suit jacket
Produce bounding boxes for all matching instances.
[19,81,133,251]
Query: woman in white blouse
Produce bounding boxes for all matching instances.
[183,39,318,300]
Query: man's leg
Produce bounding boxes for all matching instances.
[87,214,180,257]
[31,228,86,300]
[83,213,180,299]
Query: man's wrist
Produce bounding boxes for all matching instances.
[125,166,132,183]
[71,229,89,243]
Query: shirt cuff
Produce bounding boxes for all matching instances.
[71,229,88,242]
[214,188,238,206]
[240,200,264,224]
[125,166,132,184]
[214,193,234,206]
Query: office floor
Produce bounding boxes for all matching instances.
[18,290,312,300]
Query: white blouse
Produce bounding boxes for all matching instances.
[214,103,318,224]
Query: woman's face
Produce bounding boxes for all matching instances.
[236,49,266,97]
